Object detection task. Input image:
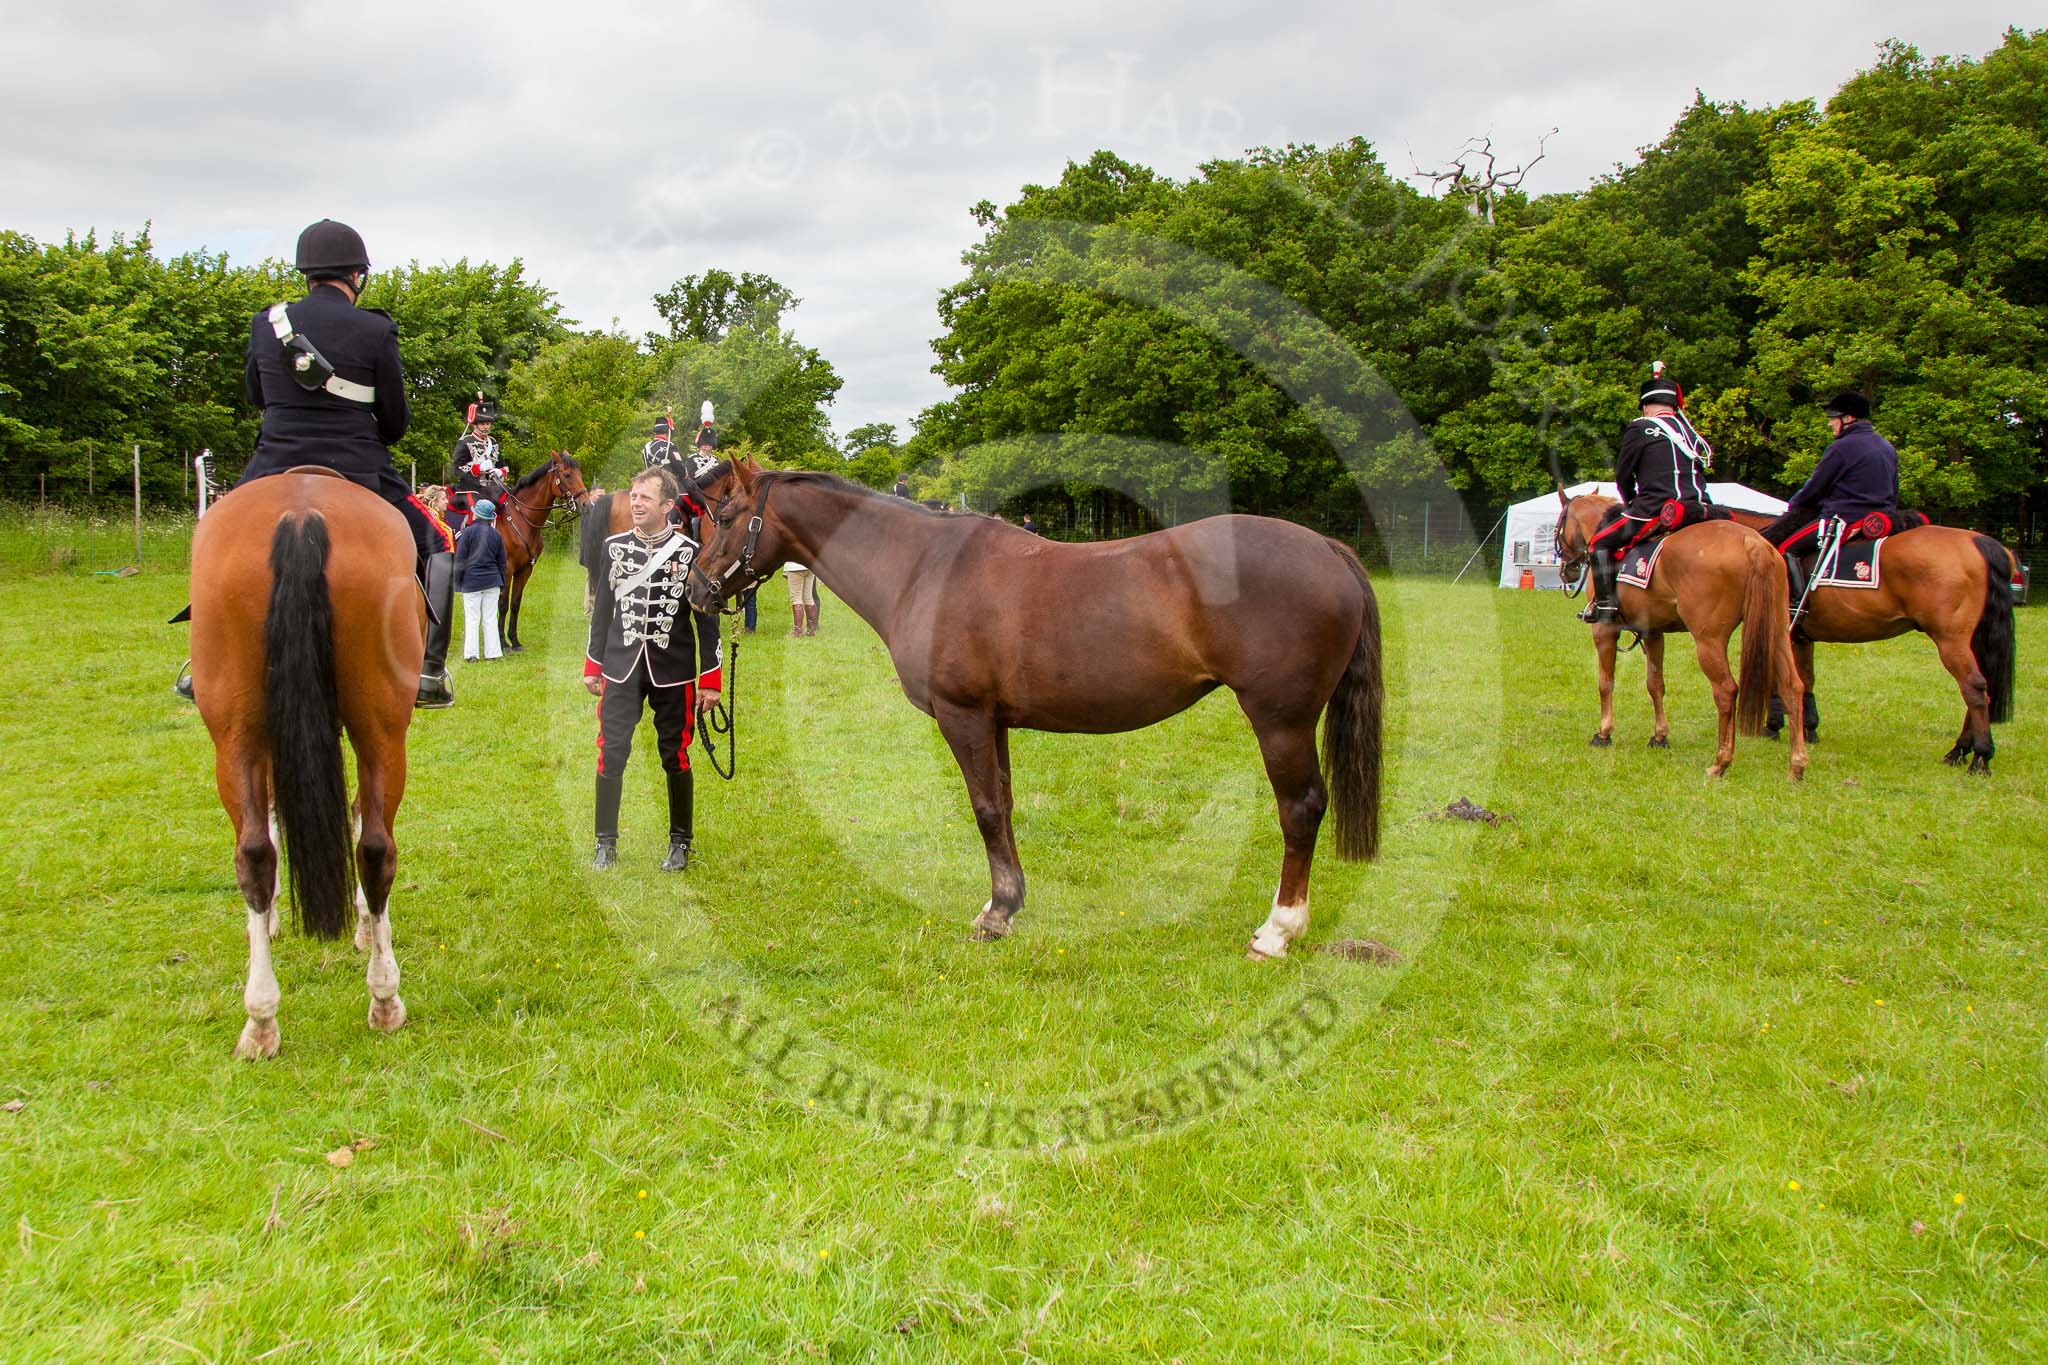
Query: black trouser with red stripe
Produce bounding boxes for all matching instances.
[594,658,697,843]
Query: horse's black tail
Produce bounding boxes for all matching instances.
[579,492,614,572]
[1972,535,2016,725]
[264,515,354,939]
[1322,540,1383,861]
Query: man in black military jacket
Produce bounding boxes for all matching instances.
[449,398,511,534]
[1580,363,1716,624]
[584,466,724,871]
[233,219,460,707]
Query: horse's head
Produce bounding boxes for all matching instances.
[1552,494,1613,594]
[547,450,591,505]
[685,455,780,613]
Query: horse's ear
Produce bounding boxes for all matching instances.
[738,455,761,484]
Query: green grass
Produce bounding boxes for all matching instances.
[0,549,2042,1360]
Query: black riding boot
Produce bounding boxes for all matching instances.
[593,773,624,869]
[1578,548,1621,624]
[415,552,456,709]
[661,768,694,872]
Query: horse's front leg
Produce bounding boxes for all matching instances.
[1694,632,1739,778]
[1643,632,1670,749]
[505,564,532,652]
[935,705,1023,940]
[1590,624,1620,746]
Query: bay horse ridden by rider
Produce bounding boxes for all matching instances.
[488,448,591,651]
[1723,393,2017,771]
[1553,489,1808,780]
[190,469,420,1058]
[1556,362,1808,779]
[681,456,1385,960]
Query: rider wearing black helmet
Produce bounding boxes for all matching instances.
[233,219,458,707]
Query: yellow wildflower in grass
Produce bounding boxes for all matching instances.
[1953,1193,1965,1206]
[1786,1180,1802,1192]
[637,1189,648,1200]
[634,1230,646,1240]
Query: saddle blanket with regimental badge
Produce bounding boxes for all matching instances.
[1809,538,1883,590]
[1615,534,1671,590]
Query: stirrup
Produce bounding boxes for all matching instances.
[415,671,454,709]
[1578,601,1620,624]
[173,660,195,702]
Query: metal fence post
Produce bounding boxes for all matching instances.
[133,444,143,567]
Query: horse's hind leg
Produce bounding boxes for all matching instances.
[353,734,407,1032]
[1934,634,1995,774]
[936,706,1024,940]
[1246,719,1327,961]
[1643,633,1671,748]
[221,748,282,1060]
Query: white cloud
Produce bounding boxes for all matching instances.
[3,0,2024,439]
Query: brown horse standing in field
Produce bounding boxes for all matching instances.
[1720,510,2018,772]
[189,468,419,1058]
[1554,492,1809,780]
[490,449,590,651]
[680,457,1384,959]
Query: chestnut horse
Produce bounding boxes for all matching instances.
[491,449,591,651]
[1719,510,2018,772]
[189,468,419,1058]
[1554,493,1808,780]
[683,458,1384,959]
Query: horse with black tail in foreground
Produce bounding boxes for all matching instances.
[1554,490,1809,781]
[189,467,420,1058]
[1717,510,2018,773]
[682,457,1383,960]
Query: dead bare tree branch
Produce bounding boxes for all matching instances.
[1410,128,1558,226]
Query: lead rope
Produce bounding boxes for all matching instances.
[700,606,739,780]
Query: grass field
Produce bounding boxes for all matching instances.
[0,546,2042,1361]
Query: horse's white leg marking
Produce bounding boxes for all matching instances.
[353,883,373,952]
[1248,891,1309,961]
[365,898,405,1034]
[265,808,282,939]
[235,905,281,1060]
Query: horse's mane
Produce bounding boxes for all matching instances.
[511,453,578,492]
[762,469,963,516]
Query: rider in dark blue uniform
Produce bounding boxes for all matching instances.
[205,220,458,706]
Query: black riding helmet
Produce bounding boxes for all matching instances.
[295,219,370,275]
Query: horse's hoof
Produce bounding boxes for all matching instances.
[1705,765,1727,780]
[1943,749,1967,767]
[504,642,525,654]
[1648,735,1670,750]
[969,924,1008,943]
[234,1020,280,1061]
[1804,728,1819,744]
[1589,733,1612,748]
[1969,758,1992,776]
[368,996,407,1033]
[1763,727,1782,742]
[1245,940,1282,962]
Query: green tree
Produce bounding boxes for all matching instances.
[651,270,798,345]
[501,329,650,477]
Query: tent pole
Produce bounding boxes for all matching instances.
[1454,506,1510,586]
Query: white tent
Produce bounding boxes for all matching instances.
[1497,482,1789,589]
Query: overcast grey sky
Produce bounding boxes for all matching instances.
[3,2,2035,440]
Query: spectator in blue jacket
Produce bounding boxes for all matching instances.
[453,499,509,662]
